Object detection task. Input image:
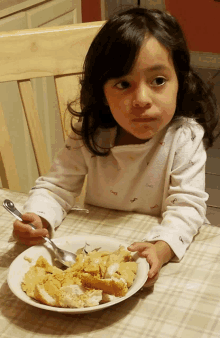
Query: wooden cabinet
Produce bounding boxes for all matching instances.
[104,0,165,17]
[0,0,82,31]
[26,0,81,28]
[140,0,165,10]
[0,1,47,18]
[0,0,82,191]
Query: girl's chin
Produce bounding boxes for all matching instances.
[130,123,162,140]
[123,133,152,145]
[130,130,155,140]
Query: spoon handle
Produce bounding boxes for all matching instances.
[3,199,23,221]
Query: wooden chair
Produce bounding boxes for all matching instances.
[0,21,104,203]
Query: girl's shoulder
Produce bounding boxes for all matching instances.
[64,121,84,145]
[169,117,204,138]
[67,120,115,154]
[166,117,205,155]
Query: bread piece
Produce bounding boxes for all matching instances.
[59,285,102,308]
[34,284,58,306]
[22,266,47,298]
[101,293,117,303]
[106,246,132,267]
[80,273,128,297]
[117,262,138,287]
[35,256,63,274]
[35,283,103,308]
[58,285,86,308]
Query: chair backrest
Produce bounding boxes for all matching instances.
[0,21,104,193]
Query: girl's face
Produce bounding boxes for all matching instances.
[104,35,179,145]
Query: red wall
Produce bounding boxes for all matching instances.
[165,0,220,53]
[81,0,102,22]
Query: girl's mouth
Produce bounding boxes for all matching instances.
[132,118,156,122]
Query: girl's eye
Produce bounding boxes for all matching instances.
[115,81,130,90]
[151,77,167,87]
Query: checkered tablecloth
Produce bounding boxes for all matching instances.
[0,188,220,338]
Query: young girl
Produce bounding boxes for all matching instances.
[13,7,218,287]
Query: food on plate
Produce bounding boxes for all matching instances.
[24,256,32,263]
[21,246,138,308]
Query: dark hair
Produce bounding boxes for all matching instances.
[68,7,218,155]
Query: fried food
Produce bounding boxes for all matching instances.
[21,246,138,308]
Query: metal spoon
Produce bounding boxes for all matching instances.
[3,199,77,267]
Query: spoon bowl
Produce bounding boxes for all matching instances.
[3,199,77,267]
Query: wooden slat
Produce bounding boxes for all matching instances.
[0,21,104,82]
[0,103,21,190]
[55,73,88,205]
[18,80,51,175]
[0,81,40,193]
[31,76,64,163]
[0,152,8,188]
[55,74,81,139]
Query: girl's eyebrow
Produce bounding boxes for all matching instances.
[108,64,171,82]
[145,64,170,72]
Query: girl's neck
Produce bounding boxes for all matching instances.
[115,127,150,146]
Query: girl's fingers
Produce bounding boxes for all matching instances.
[14,221,33,232]
[13,233,48,246]
[127,242,152,252]
[128,242,161,278]
[143,272,159,287]
[22,213,36,221]
[13,228,49,246]
[138,249,161,278]
[128,242,162,286]
[21,214,42,228]
[13,221,49,238]
[13,213,50,246]
[14,218,41,230]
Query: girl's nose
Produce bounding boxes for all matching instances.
[132,83,152,108]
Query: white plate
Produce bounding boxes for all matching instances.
[7,235,149,313]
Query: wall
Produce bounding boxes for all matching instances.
[165,0,220,53]
[81,0,102,22]
[81,1,220,53]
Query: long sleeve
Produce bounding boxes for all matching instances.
[22,118,208,255]
[23,129,88,234]
[143,121,209,260]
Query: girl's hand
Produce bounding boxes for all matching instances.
[13,212,50,246]
[128,242,162,287]
[128,241,174,287]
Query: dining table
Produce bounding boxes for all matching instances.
[0,187,220,338]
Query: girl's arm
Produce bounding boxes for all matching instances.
[154,240,175,265]
[143,121,208,261]
[22,128,88,236]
